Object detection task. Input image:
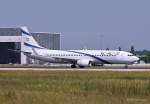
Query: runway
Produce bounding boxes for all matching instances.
[0,64,150,71]
[0,68,150,72]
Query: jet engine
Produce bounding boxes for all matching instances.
[77,59,91,67]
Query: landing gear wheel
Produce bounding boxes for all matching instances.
[71,64,76,68]
[125,64,128,69]
[79,66,85,68]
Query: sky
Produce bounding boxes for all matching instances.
[0,0,150,51]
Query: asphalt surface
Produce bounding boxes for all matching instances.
[0,68,150,71]
[0,64,150,71]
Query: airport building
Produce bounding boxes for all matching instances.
[0,27,61,64]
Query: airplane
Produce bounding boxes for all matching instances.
[21,27,139,68]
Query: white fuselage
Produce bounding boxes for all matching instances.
[28,49,139,65]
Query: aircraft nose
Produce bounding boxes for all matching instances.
[134,56,140,62]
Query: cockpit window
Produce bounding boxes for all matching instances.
[128,54,134,56]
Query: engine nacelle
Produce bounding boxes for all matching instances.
[77,59,91,67]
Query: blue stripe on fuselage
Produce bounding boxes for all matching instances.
[24,42,44,49]
[67,50,111,64]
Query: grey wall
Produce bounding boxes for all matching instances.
[0,28,21,36]
[32,33,60,50]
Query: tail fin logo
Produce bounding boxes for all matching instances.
[26,37,30,41]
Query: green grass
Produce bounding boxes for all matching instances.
[0,71,150,104]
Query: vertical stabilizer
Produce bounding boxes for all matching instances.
[21,26,43,52]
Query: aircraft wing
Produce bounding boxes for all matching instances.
[51,57,77,64]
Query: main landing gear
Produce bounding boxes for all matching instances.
[71,64,76,68]
[79,66,85,68]
[125,64,128,69]
[71,64,85,68]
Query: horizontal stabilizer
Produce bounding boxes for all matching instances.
[8,49,31,54]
